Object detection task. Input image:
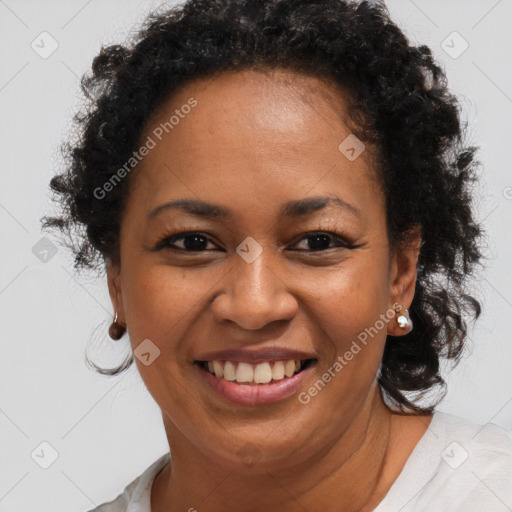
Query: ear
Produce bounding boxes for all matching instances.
[387,224,421,336]
[106,258,126,325]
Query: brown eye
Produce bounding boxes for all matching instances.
[291,231,352,252]
[154,232,219,252]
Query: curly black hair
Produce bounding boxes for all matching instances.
[42,0,484,414]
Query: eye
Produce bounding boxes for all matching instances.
[290,231,353,252]
[152,230,356,253]
[154,232,220,252]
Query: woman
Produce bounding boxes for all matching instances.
[42,0,512,510]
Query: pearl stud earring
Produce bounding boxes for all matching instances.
[395,306,410,329]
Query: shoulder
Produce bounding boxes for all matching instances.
[84,453,170,512]
[420,411,512,510]
[375,411,512,512]
[432,410,512,471]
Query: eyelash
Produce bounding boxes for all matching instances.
[152,227,357,253]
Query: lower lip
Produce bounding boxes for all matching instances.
[196,363,315,406]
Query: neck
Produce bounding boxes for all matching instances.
[266,390,392,511]
[151,388,405,512]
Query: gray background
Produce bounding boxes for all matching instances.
[1,0,511,510]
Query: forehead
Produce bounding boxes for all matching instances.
[128,68,383,222]
[146,67,358,147]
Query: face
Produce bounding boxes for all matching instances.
[107,68,419,473]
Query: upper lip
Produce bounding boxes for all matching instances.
[194,347,317,364]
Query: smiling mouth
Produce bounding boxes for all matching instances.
[194,358,317,385]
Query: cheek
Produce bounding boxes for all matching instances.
[310,252,390,331]
[120,263,205,411]
[305,254,391,383]
[121,262,210,343]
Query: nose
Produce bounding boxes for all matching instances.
[211,251,298,330]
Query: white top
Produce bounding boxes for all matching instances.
[86,411,512,511]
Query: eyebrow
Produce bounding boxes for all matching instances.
[147,195,361,220]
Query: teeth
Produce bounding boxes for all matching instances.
[213,360,224,378]
[224,361,237,381]
[253,362,272,384]
[203,359,307,384]
[235,362,254,383]
[284,360,296,378]
[272,361,285,380]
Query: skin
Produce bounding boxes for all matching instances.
[107,68,431,512]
